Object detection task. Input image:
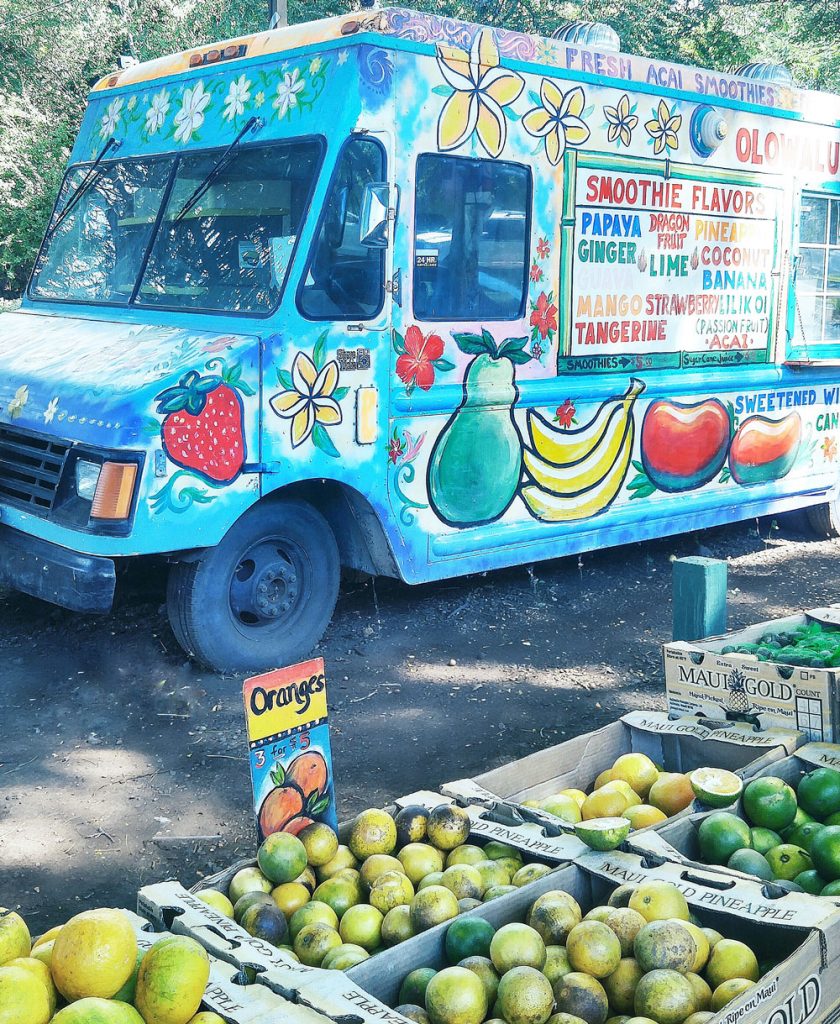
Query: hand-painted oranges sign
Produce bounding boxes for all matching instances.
[243,657,337,841]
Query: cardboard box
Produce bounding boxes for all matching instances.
[138,880,319,997]
[442,711,801,834]
[628,742,840,900]
[285,851,840,1024]
[125,906,329,1024]
[664,608,840,742]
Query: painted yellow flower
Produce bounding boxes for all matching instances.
[269,352,341,448]
[523,81,590,166]
[604,94,638,148]
[645,99,682,155]
[436,29,524,158]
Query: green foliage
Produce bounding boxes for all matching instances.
[0,0,837,297]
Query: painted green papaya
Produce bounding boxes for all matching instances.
[427,334,526,527]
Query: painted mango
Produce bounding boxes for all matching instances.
[729,412,802,485]
[641,399,731,492]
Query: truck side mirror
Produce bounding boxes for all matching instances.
[359,182,393,248]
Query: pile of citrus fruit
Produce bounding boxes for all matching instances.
[198,804,555,971]
[0,905,221,1024]
[520,752,743,851]
[391,878,766,1024]
[694,766,840,895]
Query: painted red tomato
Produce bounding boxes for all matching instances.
[729,412,802,485]
[641,399,731,492]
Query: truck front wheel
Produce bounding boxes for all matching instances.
[167,498,340,673]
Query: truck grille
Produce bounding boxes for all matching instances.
[0,426,70,513]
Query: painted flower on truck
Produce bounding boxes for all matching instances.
[435,29,524,157]
[523,81,590,165]
[270,337,349,457]
[603,94,638,148]
[645,99,682,154]
[393,326,454,395]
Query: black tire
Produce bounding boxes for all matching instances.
[167,498,340,673]
[806,499,840,539]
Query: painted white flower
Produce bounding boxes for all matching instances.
[173,81,211,144]
[145,89,170,136]
[223,75,252,122]
[44,397,59,424]
[269,352,342,447]
[8,385,29,419]
[99,98,124,138]
[273,68,305,119]
[337,50,349,66]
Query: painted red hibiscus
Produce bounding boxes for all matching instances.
[530,292,558,339]
[554,399,576,428]
[388,435,405,464]
[530,262,543,283]
[536,237,551,259]
[396,326,445,391]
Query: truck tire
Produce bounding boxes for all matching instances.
[167,498,340,673]
[806,499,840,539]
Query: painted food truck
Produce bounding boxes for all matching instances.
[1,8,839,671]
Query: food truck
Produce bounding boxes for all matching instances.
[0,8,838,670]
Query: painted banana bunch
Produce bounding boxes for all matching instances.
[521,378,646,522]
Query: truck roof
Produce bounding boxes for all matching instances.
[93,6,840,127]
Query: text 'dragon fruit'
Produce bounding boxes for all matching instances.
[728,412,802,486]
[155,363,253,484]
[522,379,645,522]
[428,331,530,528]
[640,399,731,492]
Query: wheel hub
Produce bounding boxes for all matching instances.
[229,540,303,628]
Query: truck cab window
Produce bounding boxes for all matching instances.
[138,139,322,314]
[413,154,531,321]
[30,158,174,304]
[796,194,840,343]
[298,137,387,320]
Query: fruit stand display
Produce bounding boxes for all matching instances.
[442,711,802,848]
[628,742,840,896]
[337,850,840,1024]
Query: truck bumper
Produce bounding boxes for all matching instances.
[0,525,116,613]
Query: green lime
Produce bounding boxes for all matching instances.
[445,918,495,964]
[727,849,773,880]
[697,813,752,865]
[399,968,437,1006]
[798,768,840,819]
[742,777,797,831]
[787,822,825,854]
[258,833,308,885]
[811,825,840,882]
[750,828,782,855]
[781,807,815,840]
[766,844,812,881]
[820,880,840,896]
[794,870,827,895]
[689,768,743,809]
[574,817,631,851]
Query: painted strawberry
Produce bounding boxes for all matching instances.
[155,363,253,484]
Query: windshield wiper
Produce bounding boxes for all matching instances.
[47,136,121,238]
[174,116,262,223]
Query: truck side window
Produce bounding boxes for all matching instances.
[413,154,531,322]
[298,137,386,320]
[796,194,840,343]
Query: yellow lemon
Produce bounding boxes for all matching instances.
[581,789,628,820]
[5,957,57,1016]
[560,790,588,808]
[32,926,61,951]
[51,908,137,1000]
[0,964,50,1024]
[30,941,54,969]
[135,935,210,1024]
[624,805,668,830]
[0,909,30,965]
[610,753,659,798]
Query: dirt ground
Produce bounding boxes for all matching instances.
[0,512,837,929]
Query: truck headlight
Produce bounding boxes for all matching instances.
[75,460,101,501]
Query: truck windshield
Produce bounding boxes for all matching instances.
[30,138,323,315]
[30,157,174,305]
